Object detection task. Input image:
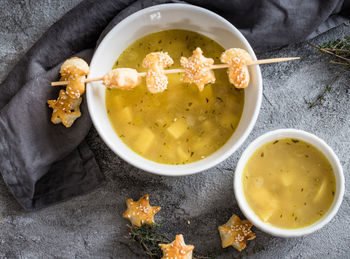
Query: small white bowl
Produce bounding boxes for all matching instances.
[234,129,344,237]
[87,3,262,176]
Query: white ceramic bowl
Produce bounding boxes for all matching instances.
[87,3,262,176]
[234,129,344,237]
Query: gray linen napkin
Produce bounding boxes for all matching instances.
[0,0,348,210]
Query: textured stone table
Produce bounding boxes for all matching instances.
[0,1,349,258]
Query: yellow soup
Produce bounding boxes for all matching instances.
[105,30,244,164]
[242,138,336,229]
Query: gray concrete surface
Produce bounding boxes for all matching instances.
[0,1,349,258]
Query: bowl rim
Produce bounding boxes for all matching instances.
[87,3,262,176]
[233,128,345,237]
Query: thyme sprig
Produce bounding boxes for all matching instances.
[123,224,215,259]
[307,68,347,108]
[125,224,169,258]
[308,39,350,66]
[307,36,350,108]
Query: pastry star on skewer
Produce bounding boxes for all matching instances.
[60,57,90,98]
[180,47,215,91]
[218,214,256,251]
[52,51,299,92]
[159,234,194,259]
[103,68,141,90]
[142,52,174,93]
[122,194,161,227]
[220,48,253,88]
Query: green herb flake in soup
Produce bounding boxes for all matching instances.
[105,30,244,164]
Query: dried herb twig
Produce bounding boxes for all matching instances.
[307,36,350,108]
[308,41,350,64]
[124,224,216,259]
[126,224,169,258]
[307,68,347,108]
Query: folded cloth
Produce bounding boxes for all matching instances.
[0,0,348,210]
[190,0,349,51]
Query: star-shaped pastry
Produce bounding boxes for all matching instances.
[60,57,90,99]
[218,214,256,251]
[122,194,161,227]
[220,48,253,88]
[142,52,174,93]
[159,234,194,259]
[180,47,215,91]
[47,89,82,128]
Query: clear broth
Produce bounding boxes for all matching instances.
[243,138,336,229]
[106,30,244,164]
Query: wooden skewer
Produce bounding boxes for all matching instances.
[51,57,300,86]
[51,77,104,86]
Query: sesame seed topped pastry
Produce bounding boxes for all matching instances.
[123,194,161,227]
[218,214,256,252]
[142,52,174,94]
[159,234,194,259]
[220,48,253,88]
[102,68,141,90]
[180,47,215,91]
[60,57,90,99]
[60,57,90,77]
[47,89,82,128]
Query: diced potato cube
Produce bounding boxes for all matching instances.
[314,178,327,202]
[251,188,278,222]
[167,120,188,139]
[280,173,294,186]
[118,107,133,123]
[258,208,276,222]
[186,115,196,127]
[202,120,214,130]
[192,137,210,151]
[219,113,240,129]
[111,95,123,110]
[251,188,277,205]
[134,128,155,153]
[177,146,190,162]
